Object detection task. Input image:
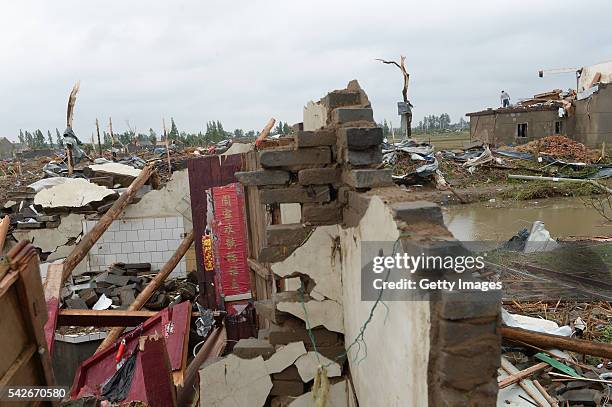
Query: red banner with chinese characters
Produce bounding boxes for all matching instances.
[211,183,251,301]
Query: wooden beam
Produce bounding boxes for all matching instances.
[57,309,202,327]
[248,258,271,281]
[59,309,162,327]
[0,215,9,253]
[95,229,194,352]
[498,362,548,389]
[62,164,155,283]
[502,326,612,359]
[255,118,276,147]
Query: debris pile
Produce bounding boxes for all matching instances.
[61,262,199,311]
[514,135,591,162]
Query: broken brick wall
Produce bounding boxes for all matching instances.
[238,80,501,406]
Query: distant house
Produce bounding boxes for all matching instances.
[466,62,612,147]
[0,137,15,159]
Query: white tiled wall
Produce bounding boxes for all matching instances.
[84,216,187,278]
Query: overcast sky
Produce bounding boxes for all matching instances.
[1,1,611,141]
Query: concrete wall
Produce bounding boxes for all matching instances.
[470,84,612,147]
[470,109,566,146]
[339,196,430,406]
[574,84,612,146]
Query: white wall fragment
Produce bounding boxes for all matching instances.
[264,341,307,374]
[199,354,272,407]
[34,178,115,209]
[294,351,341,383]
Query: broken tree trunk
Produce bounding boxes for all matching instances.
[163,118,172,175]
[502,326,612,359]
[61,164,155,283]
[255,118,276,147]
[96,118,102,156]
[95,229,194,353]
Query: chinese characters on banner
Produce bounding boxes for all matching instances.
[211,183,251,303]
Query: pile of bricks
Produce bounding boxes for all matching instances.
[63,262,199,311]
[236,80,392,261]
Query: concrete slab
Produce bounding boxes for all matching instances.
[89,163,141,178]
[277,299,343,334]
[34,178,116,209]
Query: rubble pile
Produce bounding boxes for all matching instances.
[62,262,199,311]
[514,135,591,162]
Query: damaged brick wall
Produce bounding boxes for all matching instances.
[236,81,501,406]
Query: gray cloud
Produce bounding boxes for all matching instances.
[2,0,611,141]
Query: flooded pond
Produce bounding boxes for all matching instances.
[443,197,612,241]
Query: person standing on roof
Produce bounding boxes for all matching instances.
[500,90,511,108]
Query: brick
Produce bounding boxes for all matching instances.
[301,203,342,226]
[233,338,275,360]
[342,169,392,188]
[438,352,499,391]
[266,223,313,247]
[259,147,331,168]
[271,365,301,381]
[438,290,501,321]
[321,90,361,109]
[297,168,341,185]
[102,273,132,286]
[66,297,88,310]
[294,130,336,148]
[235,170,291,186]
[268,320,340,346]
[391,201,443,224]
[270,379,303,397]
[259,186,330,204]
[119,287,136,308]
[255,300,288,324]
[338,127,383,150]
[346,147,382,166]
[78,288,99,308]
[438,319,498,345]
[331,107,373,124]
[258,245,299,263]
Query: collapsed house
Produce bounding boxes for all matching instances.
[1,80,610,406]
[467,61,612,147]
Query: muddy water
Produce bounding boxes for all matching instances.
[443,197,612,241]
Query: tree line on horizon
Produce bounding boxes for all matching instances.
[15,118,294,149]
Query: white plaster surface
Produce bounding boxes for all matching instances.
[339,196,430,406]
[271,225,342,303]
[303,101,326,131]
[89,162,141,177]
[34,178,115,208]
[12,213,83,253]
[264,341,307,374]
[122,169,191,219]
[199,354,272,407]
[294,351,341,382]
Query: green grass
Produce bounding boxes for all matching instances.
[501,180,602,201]
[411,130,471,150]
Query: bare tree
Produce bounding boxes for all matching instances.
[377,56,412,137]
